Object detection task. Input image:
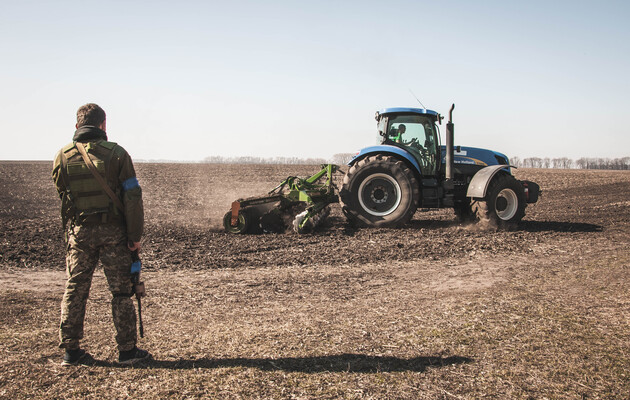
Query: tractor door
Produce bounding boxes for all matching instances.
[385,114,439,176]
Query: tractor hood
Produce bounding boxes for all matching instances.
[440,145,510,167]
[350,145,509,170]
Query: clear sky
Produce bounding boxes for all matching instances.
[1,0,629,162]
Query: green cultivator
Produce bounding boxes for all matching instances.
[223,164,339,234]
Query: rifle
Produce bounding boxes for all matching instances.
[130,247,145,338]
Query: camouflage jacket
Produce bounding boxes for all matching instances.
[52,126,144,242]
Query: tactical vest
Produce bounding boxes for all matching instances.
[59,140,123,224]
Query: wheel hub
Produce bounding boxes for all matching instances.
[371,186,388,204]
[496,197,508,212]
[358,173,402,216]
[496,188,518,220]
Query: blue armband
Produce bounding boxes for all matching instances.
[131,260,142,275]
[122,177,140,192]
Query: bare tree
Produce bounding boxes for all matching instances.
[512,156,630,170]
[511,156,521,167]
[202,155,327,165]
[331,153,356,165]
[522,157,543,168]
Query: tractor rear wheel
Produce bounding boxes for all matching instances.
[340,155,419,227]
[471,174,526,229]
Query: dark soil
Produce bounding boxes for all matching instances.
[0,162,617,272]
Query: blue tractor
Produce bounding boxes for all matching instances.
[339,104,540,229]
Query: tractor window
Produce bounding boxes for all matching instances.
[387,115,439,175]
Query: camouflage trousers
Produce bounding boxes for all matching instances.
[59,223,137,351]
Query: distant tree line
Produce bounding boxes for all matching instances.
[511,157,630,170]
[203,155,328,165]
[203,153,357,166]
[203,154,630,170]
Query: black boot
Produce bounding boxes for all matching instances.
[117,347,151,365]
[61,348,87,366]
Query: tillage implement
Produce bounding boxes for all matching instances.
[223,164,339,234]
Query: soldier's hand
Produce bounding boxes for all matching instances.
[128,241,142,252]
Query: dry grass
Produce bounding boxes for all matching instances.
[1,245,628,399]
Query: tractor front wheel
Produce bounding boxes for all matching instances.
[339,155,419,227]
[471,174,526,229]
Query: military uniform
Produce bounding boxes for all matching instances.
[52,125,143,352]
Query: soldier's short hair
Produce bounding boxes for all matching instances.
[76,103,106,128]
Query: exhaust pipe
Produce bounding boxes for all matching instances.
[445,104,455,181]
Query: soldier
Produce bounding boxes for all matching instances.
[52,103,150,366]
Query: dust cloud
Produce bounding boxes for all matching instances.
[137,163,326,231]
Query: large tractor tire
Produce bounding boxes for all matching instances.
[471,173,526,229]
[339,155,419,227]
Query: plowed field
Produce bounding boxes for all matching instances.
[1,162,628,399]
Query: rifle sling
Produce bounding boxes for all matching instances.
[75,142,125,213]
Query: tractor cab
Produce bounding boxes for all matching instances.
[376,108,441,176]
